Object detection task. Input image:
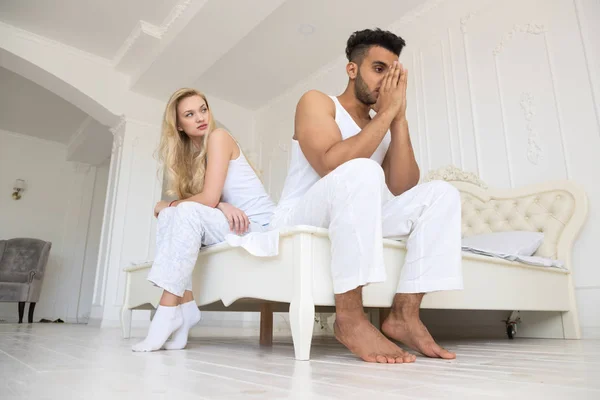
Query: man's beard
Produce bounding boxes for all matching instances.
[354,70,377,106]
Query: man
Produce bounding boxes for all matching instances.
[270,28,463,363]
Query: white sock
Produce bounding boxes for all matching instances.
[163,300,201,350]
[132,305,183,352]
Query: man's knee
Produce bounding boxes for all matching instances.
[428,180,461,208]
[334,158,385,183]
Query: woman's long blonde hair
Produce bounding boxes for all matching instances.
[158,88,217,199]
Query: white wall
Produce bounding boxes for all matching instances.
[207,93,257,155]
[0,129,108,323]
[75,160,110,322]
[255,0,600,338]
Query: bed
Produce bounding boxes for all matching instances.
[121,165,588,360]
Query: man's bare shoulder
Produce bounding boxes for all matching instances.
[294,90,341,143]
[296,90,335,115]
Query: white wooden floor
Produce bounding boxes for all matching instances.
[0,323,598,400]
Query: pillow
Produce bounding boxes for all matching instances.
[461,231,544,256]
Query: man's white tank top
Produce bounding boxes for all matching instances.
[275,95,391,214]
[221,141,275,225]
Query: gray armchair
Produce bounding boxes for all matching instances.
[0,238,51,323]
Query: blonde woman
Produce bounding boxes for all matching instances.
[132,88,275,352]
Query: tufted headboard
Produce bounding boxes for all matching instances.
[424,166,588,268]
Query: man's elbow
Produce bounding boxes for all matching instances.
[317,167,334,178]
[390,185,408,197]
[390,176,420,196]
[314,159,334,177]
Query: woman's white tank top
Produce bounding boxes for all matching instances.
[221,142,275,225]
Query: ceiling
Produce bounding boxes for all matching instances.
[0,0,182,59]
[0,0,425,108]
[0,66,88,143]
[0,0,426,150]
[193,0,424,108]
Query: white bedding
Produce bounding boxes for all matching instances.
[461,247,565,269]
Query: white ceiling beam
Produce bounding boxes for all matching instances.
[113,0,208,79]
[130,0,286,100]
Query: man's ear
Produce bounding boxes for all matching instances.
[346,62,358,80]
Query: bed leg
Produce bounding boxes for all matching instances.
[260,303,273,346]
[290,297,315,361]
[121,307,132,339]
[290,233,315,361]
[562,280,582,339]
[561,310,581,339]
[504,311,521,339]
[561,277,582,339]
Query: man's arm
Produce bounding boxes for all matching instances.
[295,91,396,177]
[382,118,420,196]
[381,67,420,196]
[296,64,404,177]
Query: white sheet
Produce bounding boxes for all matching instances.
[461,247,565,270]
[461,231,544,256]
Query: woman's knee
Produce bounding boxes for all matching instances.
[172,201,214,228]
[157,205,175,223]
[174,201,212,216]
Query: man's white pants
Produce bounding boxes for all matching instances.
[271,158,463,294]
[147,202,263,297]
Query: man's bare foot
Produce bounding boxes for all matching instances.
[382,315,455,359]
[334,314,416,363]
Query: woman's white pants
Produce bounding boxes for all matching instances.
[147,202,256,297]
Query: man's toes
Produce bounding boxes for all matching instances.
[438,348,456,359]
[375,354,389,363]
[385,354,399,363]
[403,353,416,363]
[392,355,405,364]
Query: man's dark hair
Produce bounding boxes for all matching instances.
[345,28,406,65]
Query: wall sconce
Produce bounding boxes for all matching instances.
[12,179,25,200]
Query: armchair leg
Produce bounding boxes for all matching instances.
[18,302,25,323]
[28,302,36,323]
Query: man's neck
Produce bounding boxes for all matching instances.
[337,86,372,121]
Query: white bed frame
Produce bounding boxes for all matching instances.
[121,165,588,360]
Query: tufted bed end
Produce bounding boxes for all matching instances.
[424,165,588,268]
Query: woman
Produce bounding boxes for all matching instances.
[132,88,275,352]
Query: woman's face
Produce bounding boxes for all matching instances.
[176,95,211,138]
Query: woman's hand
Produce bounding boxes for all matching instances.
[217,202,249,235]
[154,200,171,217]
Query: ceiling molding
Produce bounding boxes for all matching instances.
[67,118,113,166]
[0,21,113,67]
[67,116,94,150]
[112,0,197,74]
[109,115,127,136]
[161,0,194,35]
[386,0,447,32]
